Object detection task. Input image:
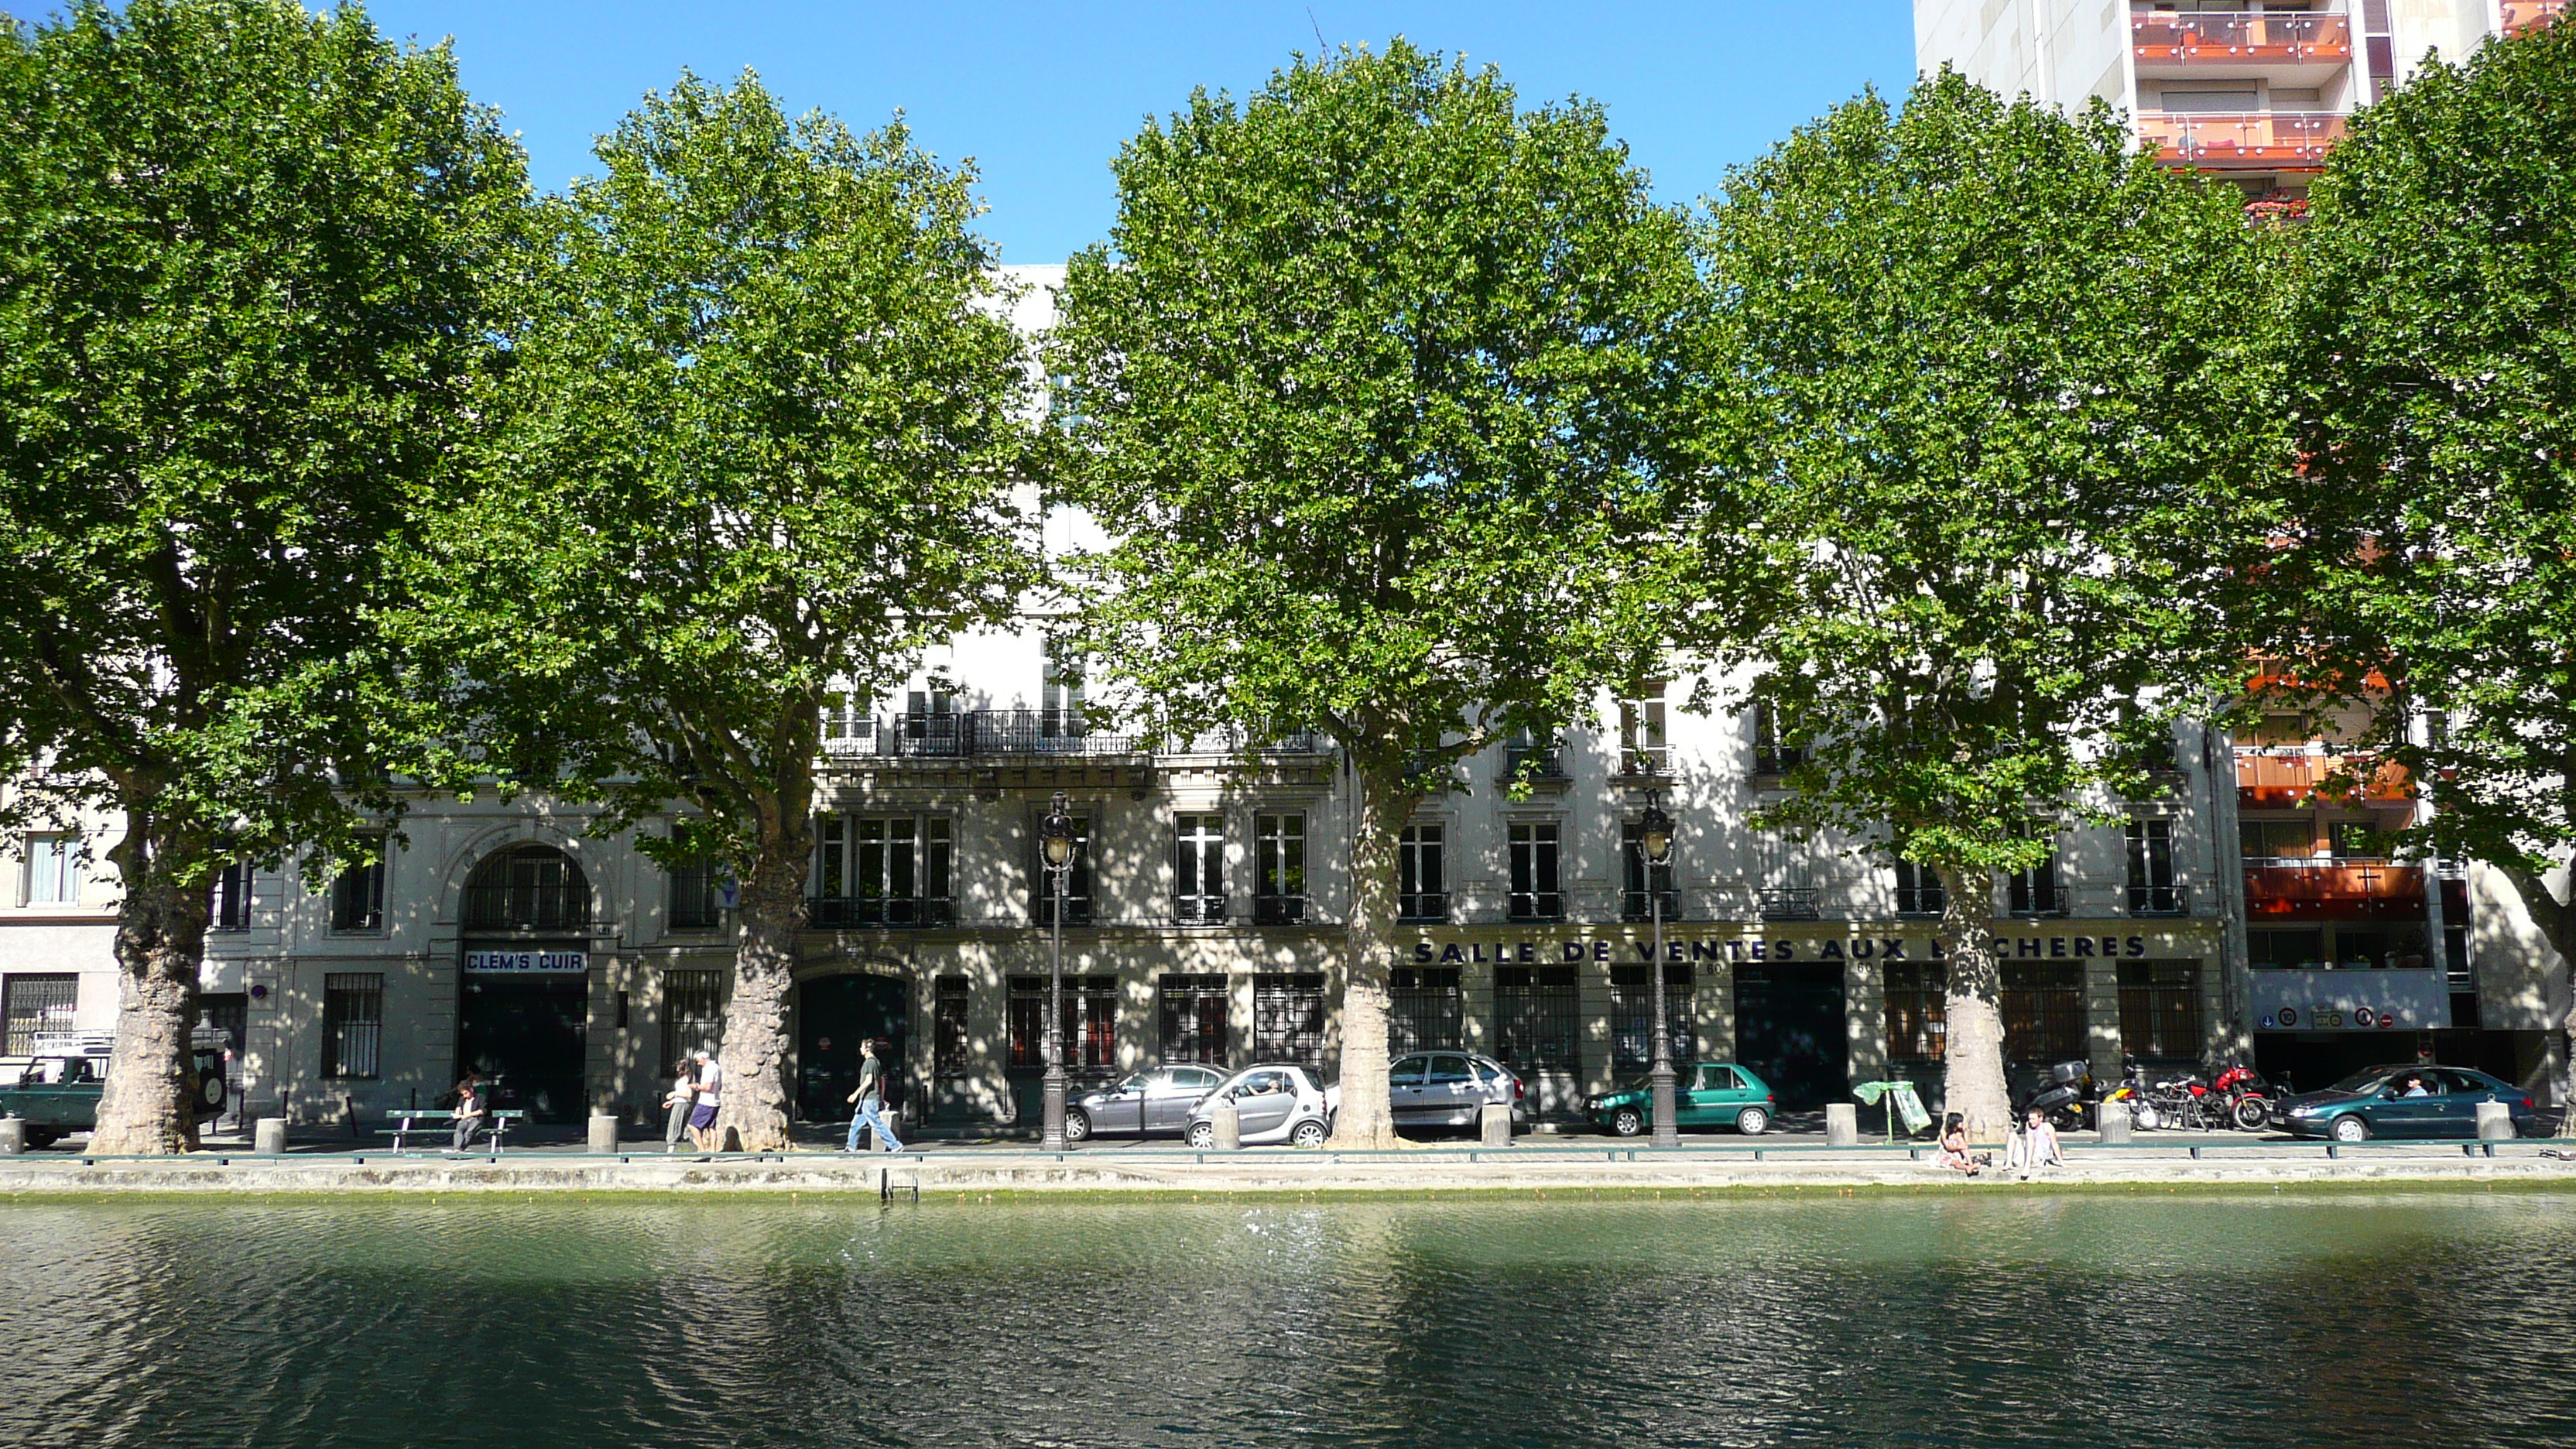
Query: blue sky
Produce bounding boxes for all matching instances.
[359,2,1920,265]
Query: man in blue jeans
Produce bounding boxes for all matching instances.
[844,1038,904,1153]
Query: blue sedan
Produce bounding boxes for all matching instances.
[2272,1064,2534,1142]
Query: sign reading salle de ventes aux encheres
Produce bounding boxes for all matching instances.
[1410,933,2161,965]
[464,950,588,974]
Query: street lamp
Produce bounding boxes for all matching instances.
[1040,791,1078,1151]
[1639,793,1678,1147]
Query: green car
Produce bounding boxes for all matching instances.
[1,1036,228,1149]
[1587,1061,1778,1137]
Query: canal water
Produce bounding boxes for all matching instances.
[2,1189,2570,1448]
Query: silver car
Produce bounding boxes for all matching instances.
[1389,1051,1526,1132]
[1064,1064,1228,1142]
[1184,1064,1339,1147]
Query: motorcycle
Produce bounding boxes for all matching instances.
[2138,1070,2218,1131]
[2210,1063,2274,1132]
[2018,1060,2098,1132]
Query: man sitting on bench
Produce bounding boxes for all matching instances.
[451,1073,488,1152]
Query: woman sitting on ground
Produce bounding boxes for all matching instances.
[1937,1112,1978,1175]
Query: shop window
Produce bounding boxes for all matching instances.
[463,844,588,933]
[1174,813,1225,924]
[2117,961,2202,1060]
[932,977,970,1081]
[1609,963,1694,1071]
[2000,963,2084,1065]
[1252,973,1327,1068]
[1254,813,1307,924]
[209,861,254,932]
[2,973,78,1055]
[1508,821,1562,921]
[660,968,728,1070]
[1620,822,1680,922]
[1885,963,1947,1064]
[322,973,384,1079]
[1159,973,1228,1065]
[1030,812,1093,927]
[328,840,386,933]
[1893,860,1944,918]
[1009,974,1115,1074]
[1389,967,1463,1053]
[22,833,81,906]
[1495,964,1578,1072]
[1399,824,1447,922]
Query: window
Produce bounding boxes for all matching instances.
[1495,964,1579,1072]
[2,974,78,1055]
[1620,821,1680,921]
[1503,728,1565,785]
[322,973,384,1079]
[23,834,81,906]
[1041,639,1084,739]
[210,861,254,932]
[2117,961,2202,1060]
[1693,1064,1744,1091]
[2329,821,2382,860]
[1619,688,1669,776]
[1752,701,1804,773]
[329,841,386,933]
[1252,973,1327,1068]
[1008,975,1115,1073]
[820,693,875,750]
[1508,821,1562,921]
[901,687,960,754]
[1032,812,1093,927]
[668,856,722,930]
[2240,819,2317,862]
[2006,840,2064,917]
[1893,860,1944,918]
[1609,963,1694,1071]
[2000,963,2084,1065]
[933,977,970,1081]
[1174,813,1225,924]
[462,844,588,932]
[1159,973,1228,1065]
[2249,927,2326,969]
[661,968,728,1069]
[1885,963,1947,1064]
[1253,813,1307,924]
[2126,818,2182,914]
[1390,966,1463,1053]
[1399,824,1447,922]
[815,815,954,927]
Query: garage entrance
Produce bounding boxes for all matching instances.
[1735,962,1849,1111]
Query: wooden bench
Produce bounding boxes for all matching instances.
[379,1108,525,1153]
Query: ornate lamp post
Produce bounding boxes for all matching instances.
[1639,793,1678,1147]
[1040,791,1078,1151]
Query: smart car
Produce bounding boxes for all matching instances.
[1183,1064,1338,1147]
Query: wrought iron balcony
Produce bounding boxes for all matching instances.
[1502,743,1569,786]
[2127,882,2193,918]
[1620,889,1684,923]
[1618,746,1671,779]
[1397,892,1449,924]
[1032,897,1095,927]
[807,895,956,930]
[1173,895,1228,926]
[1758,887,1821,922]
[1252,894,1309,926]
[1507,892,1565,923]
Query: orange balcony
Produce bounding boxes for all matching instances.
[2503,1,2567,36]
[2235,752,2411,807]
[2138,111,2346,170]
[2244,860,2427,922]
[2132,10,2352,63]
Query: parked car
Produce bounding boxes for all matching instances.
[1389,1051,1526,1133]
[2272,1064,2535,1142]
[1587,1061,1778,1137]
[1,1030,230,1149]
[1184,1064,1338,1148]
[1064,1064,1228,1142]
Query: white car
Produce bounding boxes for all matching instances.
[1184,1064,1339,1147]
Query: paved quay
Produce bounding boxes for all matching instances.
[7,1134,2576,1197]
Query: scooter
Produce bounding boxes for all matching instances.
[2019,1060,2098,1132]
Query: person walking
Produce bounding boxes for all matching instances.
[662,1060,695,1154]
[687,1047,722,1153]
[845,1039,904,1153]
[450,1073,488,1153]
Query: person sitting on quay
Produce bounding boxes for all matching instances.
[2009,1107,2064,1181]
[1936,1112,1980,1176]
[450,1073,488,1153]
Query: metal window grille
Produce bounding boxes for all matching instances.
[210,861,254,932]
[1175,813,1226,924]
[1389,967,1464,1053]
[1399,824,1447,922]
[1508,820,1563,920]
[669,857,722,930]
[330,844,386,933]
[1893,860,1945,917]
[1009,974,1117,1073]
[2117,961,2202,1060]
[1031,814,1093,927]
[1252,973,1327,1069]
[2000,962,2084,1064]
[1608,964,1694,1072]
[1254,812,1306,923]
[1884,963,1947,1064]
[322,973,384,1080]
[932,976,970,1080]
[1495,964,1579,1071]
[462,845,588,932]
[661,968,727,1071]
[2,974,78,1056]
[1620,823,1680,921]
[1159,973,1228,1065]
[2126,818,2184,914]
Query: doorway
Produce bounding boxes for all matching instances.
[196,992,247,1130]
[796,974,909,1122]
[457,971,588,1123]
[1735,963,1849,1110]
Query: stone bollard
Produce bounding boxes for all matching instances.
[254,1117,288,1156]
[2477,1101,2515,1141]
[0,1118,24,1155]
[2098,1102,2133,1144]
[1211,1097,1242,1150]
[1824,1103,1859,1146]
[1481,1101,1512,1148]
[587,1112,620,1154]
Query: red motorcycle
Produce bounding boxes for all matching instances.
[2211,1064,2273,1132]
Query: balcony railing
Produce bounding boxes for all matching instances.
[2127,882,2192,917]
[1252,894,1309,926]
[1502,744,1569,786]
[1621,889,1684,923]
[1398,892,1449,924]
[2243,858,2427,921]
[2504,0,2567,36]
[1173,895,1228,926]
[1618,747,1670,779]
[1507,892,1565,923]
[1759,887,1821,922]
[2234,750,2411,807]
[2137,111,2346,169]
[1032,897,1095,928]
[2132,9,2352,62]
[1752,746,1805,775]
[852,710,1331,761]
[807,895,955,930]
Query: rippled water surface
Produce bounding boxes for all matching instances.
[2,1188,2571,1447]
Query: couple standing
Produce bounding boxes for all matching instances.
[663,1048,723,1153]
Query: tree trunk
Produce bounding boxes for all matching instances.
[1934,864,2012,1142]
[91,817,212,1156]
[2494,856,2574,1112]
[1333,762,1414,1148]
[714,848,805,1153]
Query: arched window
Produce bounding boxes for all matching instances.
[463,844,591,933]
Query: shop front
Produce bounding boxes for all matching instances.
[457,947,589,1123]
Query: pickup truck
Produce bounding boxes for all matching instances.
[2,1030,229,1149]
